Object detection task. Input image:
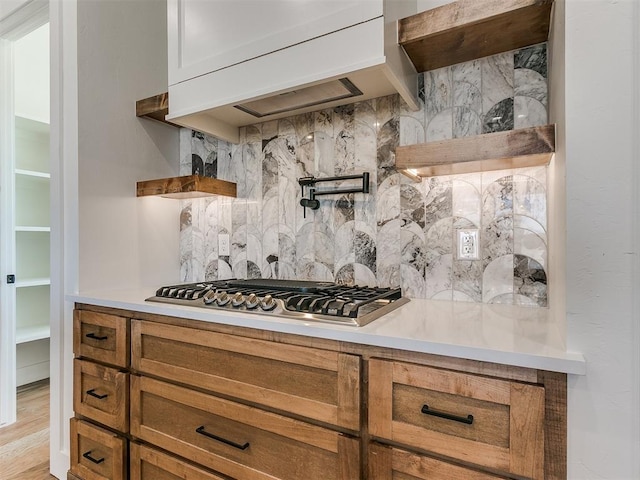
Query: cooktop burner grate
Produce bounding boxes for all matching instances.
[147,279,408,326]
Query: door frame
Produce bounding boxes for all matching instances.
[49,0,78,477]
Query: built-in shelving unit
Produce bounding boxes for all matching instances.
[136,95,238,199]
[395,0,555,178]
[398,0,553,72]
[13,116,51,345]
[396,124,556,178]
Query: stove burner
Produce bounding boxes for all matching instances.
[146,279,408,326]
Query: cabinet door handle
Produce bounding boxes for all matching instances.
[86,388,108,400]
[195,425,250,450]
[85,332,108,341]
[82,450,105,464]
[421,404,474,425]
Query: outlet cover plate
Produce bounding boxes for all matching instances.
[457,229,479,260]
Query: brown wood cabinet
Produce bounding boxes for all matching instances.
[130,443,228,480]
[131,375,359,480]
[131,319,360,431]
[369,359,545,479]
[73,359,129,432]
[70,418,127,480]
[70,303,566,479]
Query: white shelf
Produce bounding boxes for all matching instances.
[15,278,50,288]
[15,226,50,232]
[16,324,50,344]
[15,168,50,179]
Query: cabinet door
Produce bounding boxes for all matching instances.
[369,443,504,480]
[168,0,382,85]
[73,310,129,368]
[131,375,360,480]
[73,358,129,432]
[369,359,545,479]
[70,418,127,480]
[130,443,227,480]
[131,319,360,430]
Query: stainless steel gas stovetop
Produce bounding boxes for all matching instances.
[146,279,408,327]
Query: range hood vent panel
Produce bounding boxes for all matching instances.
[234,78,363,118]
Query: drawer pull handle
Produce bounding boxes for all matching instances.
[421,404,474,425]
[85,332,108,341]
[82,450,105,464]
[86,388,108,400]
[196,425,250,450]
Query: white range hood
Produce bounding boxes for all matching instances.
[166,0,419,143]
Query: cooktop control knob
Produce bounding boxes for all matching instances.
[260,294,277,311]
[203,290,216,305]
[245,293,259,309]
[231,292,245,307]
[215,291,230,306]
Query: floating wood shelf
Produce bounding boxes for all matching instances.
[396,124,555,178]
[398,0,554,72]
[136,175,237,199]
[136,92,182,128]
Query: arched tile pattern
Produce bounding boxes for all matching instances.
[178,44,549,307]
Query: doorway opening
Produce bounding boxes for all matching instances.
[0,0,50,439]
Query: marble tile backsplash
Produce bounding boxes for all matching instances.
[179,44,549,306]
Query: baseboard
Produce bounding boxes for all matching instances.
[17,360,50,386]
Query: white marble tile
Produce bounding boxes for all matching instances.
[482,216,514,269]
[514,68,547,105]
[452,60,482,112]
[425,254,453,299]
[453,259,483,302]
[514,227,547,269]
[513,214,547,243]
[481,52,514,113]
[399,114,426,146]
[452,178,481,227]
[354,263,377,287]
[335,220,356,272]
[513,173,547,229]
[377,175,401,226]
[482,254,514,302]
[424,67,453,121]
[177,46,549,306]
[426,108,453,141]
[514,96,547,129]
[453,107,482,138]
[401,263,426,298]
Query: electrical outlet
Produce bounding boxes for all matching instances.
[457,229,479,260]
[218,234,230,256]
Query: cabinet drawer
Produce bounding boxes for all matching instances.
[131,375,360,480]
[131,320,360,430]
[130,443,227,480]
[73,359,129,432]
[74,310,129,368]
[70,418,127,480]
[369,359,545,479]
[369,443,504,480]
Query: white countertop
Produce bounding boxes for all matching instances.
[67,287,586,375]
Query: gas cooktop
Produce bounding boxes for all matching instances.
[146,279,409,327]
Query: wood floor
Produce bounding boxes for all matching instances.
[0,380,56,480]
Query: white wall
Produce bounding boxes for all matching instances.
[565,1,640,478]
[13,22,49,123]
[77,0,180,291]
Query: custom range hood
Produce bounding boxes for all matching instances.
[165,0,419,143]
